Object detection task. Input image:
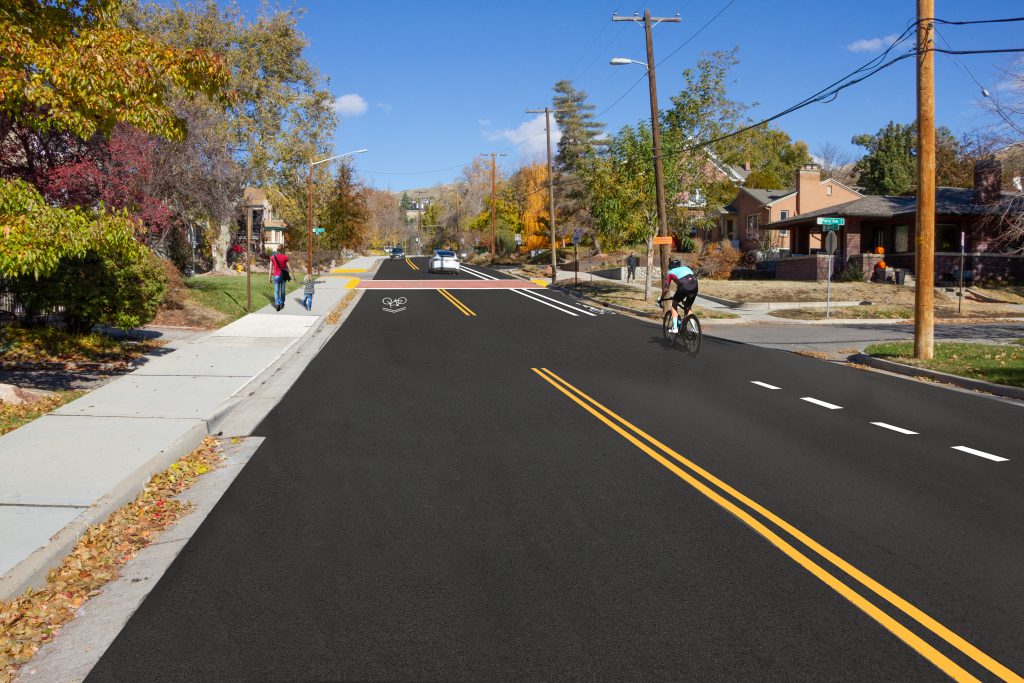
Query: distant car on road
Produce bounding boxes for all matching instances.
[428,249,460,274]
[389,246,405,260]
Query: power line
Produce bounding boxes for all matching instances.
[655,0,736,68]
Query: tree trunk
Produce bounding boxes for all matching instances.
[645,232,653,302]
[211,221,232,272]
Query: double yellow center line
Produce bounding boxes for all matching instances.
[532,367,1021,683]
[405,257,419,271]
[438,289,475,316]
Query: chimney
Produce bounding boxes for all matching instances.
[796,163,822,215]
[743,159,751,172]
[973,159,1002,204]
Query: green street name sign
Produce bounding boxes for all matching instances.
[313,227,325,235]
[816,217,845,231]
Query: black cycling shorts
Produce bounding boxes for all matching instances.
[672,276,698,310]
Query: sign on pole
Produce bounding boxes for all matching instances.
[572,228,584,245]
[824,231,838,255]
[652,235,673,245]
[313,227,325,235]
[817,216,845,232]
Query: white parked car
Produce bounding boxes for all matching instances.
[427,249,460,274]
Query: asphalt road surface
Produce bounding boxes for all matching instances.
[89,258,1024,681]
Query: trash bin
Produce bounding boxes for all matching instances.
[894,269,906,285]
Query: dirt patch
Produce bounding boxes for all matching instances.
[700,280,924,305]
[151,298,227,329]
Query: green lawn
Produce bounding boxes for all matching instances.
[185,275,301,322]
[864,341,1024,388]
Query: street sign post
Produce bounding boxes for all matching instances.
[817,216,845,232]
[572,228,584,245]
[824,231,838,318]
[958,231,966,313]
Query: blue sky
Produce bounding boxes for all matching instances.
[236,0,1021,191]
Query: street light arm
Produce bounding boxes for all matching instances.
[610,57,649,71]
[311,148,369,167]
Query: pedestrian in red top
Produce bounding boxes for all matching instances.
[269,246,290,311]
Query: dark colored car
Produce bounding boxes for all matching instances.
[389,246,405,260]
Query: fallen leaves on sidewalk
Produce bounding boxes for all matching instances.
[0,438,223,682]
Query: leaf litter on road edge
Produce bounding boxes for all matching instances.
[0,437,224,682]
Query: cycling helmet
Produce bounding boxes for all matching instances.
[668,257,682,270]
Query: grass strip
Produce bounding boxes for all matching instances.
[0,438,224,682]
[0,391,86,436]
[0,328,159,364]
[864,341,1024,388]
[184,276,302,323]
[770,306,913,320]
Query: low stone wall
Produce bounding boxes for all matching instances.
[775,255,831,281]
[886,252,1024,283]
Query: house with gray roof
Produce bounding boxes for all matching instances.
[712,164,861,251]
[764,161,1023,281]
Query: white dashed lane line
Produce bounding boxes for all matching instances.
[749,382,1010,462]
[951,446,1009,463]
[870,422,918,435]
[800,397,843,410]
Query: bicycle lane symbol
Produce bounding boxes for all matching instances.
[382,296,407,313]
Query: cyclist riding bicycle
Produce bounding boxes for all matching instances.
[661,259,698,333]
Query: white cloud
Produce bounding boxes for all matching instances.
[376,102,393,114]
[478,118,491,127]
[485,115,561,157]
[847,34,900,53]
[332,94,368,117]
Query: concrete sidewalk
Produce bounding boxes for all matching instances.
[0,258,377,601]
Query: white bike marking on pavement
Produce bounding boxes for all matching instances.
[750,381,781,390]
[800,397,843,410]
[459,265,596,317]
[870,422,918,435]
[951,446,1008,462]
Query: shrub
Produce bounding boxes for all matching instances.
[694,240,742,279]
[838,263,865,282]
[1,179,167,330]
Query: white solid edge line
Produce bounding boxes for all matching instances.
[751,381,781,390]
[510,289,578,316]
[870,422,918,435]
[517,288,597,316]
[951,446,1008,462]
[800,397,843,410]
[461,264,591,316]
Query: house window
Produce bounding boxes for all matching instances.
[893,225,909,252]
[937,223,959,252]
[779,210,789,220]
[875,228,885,252]
[780,229,789,237]
[826,185,833,196]
[725,218,735,240]
[746,214,759,239]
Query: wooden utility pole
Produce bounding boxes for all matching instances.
[614,10,680,287]
[245,207,252,311]
[526,107,568,285]
[915,0,935,359]
[484,152,506,257]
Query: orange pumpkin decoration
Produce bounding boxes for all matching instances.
[874,246,885,255]
[876,260,887,269]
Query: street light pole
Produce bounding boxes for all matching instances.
[306,148,368,276]
[613,10,680,285]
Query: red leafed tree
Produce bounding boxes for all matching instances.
[43,124,176,245]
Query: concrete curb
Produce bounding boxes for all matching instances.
[0,259,375,602]
[849,353,1024,401]
[0,421,207,601]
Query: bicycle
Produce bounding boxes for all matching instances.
[656,297,702,355]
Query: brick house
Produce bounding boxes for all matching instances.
[763,161,1024,282]
[714,164,861,251]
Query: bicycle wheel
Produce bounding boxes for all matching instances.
[681,313,702,355]
[662,310,677,345]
